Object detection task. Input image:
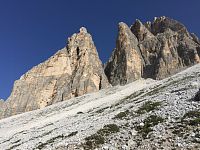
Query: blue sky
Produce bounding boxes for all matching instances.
[0,0,200,99]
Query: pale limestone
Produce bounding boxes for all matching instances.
[0,28,110,118]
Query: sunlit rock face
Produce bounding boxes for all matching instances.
[105,16,200,85]
[0,27,110,118]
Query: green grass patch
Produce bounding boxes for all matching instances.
[136,115,164,138]
[182,111,200,126]
[68,131,78,137]
[113,110,130,119]
[95,106,110,113]
[136,101,162,114]
[83,124,119,149]
[35,135,64,150]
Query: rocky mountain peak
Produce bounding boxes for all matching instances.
[151,16,188,35]
[131,19,154,42]
[105,16,200,85]
[105,22,143,86]
[0,28,110,119]
[118,22,129,30]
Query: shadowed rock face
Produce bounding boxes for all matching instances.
[0,27,110,118]
[194,89,200,101]
[105,16,200,85]
[105,22,143,86]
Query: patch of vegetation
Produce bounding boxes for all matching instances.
[11,139,21,144]
[172,128,185,137]
[84,133,105,149]
[124,90,145,100]
[97,124,119,136]
[41,129,55,137]
[6,144,21,150]
[170,87,187,93]
[37,123,54,130]
[83,124,119,149]
[136,101,162,114]
[181,111,200,126]
[35,134,64,150]
[113,110,130,119]
[95,106,110,113]
[143,75,194,98]
[136,115,164,138]
[110,90,145,108]
[68,131,78,137]
[143,85,167,97]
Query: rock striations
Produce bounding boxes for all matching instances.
[105,16,200,85]
[0,16,200,119]
[0,27,110,118]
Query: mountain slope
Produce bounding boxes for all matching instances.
[0,64,200,149]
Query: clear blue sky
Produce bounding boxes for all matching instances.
[0,0,200,99]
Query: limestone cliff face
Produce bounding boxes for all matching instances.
[0,27,110,118]
[105,17,200,85]
[1,16,200,119]
[105,22,143,86]
[136,16,200,79]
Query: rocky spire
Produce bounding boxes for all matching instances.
[105,17,200,85]
[151,16,188,35]
[0,27,110,118]
[105,22,143,86]
[131,19,154,42]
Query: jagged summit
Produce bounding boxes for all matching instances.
[105,16,200,85]
[105,22,143,86]
[131,19,154,41]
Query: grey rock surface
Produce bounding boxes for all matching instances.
[0,27,110,119]
[105,16,200,85]
[105,22,143,86]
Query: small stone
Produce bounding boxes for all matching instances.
[191,132,195,137]
[131,129,137,136]
[122,145,128,150]
[140,122,144,127]
[177,143,182,147]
